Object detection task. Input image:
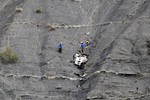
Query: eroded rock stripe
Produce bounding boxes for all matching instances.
[10,15,150,31]
[0,73,83,81]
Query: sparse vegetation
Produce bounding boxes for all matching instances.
[36,9,42,13]
[0,47,18,64]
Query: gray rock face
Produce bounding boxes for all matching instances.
[0,0,150,100]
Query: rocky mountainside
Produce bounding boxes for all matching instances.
[0,0,150,100]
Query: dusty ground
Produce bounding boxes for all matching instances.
[0,0,150,100]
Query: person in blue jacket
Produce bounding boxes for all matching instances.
[58,42,62,53]
[80,42,85,52]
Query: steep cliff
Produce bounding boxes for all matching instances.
[0,0,150,100]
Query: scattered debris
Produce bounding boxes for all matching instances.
[41,76,48,80]
[55,86,61,89]
[15,7,23,13]
[35,9,42,13]
[74,72,87,78]
[22,75,31,79]
[85,32,90,35]
[73,53,88,67]
[46,25,56,31]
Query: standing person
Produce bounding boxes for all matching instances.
[80,42,85,53]
[58,42,62,53]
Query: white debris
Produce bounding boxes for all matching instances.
[73,53,88,66]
